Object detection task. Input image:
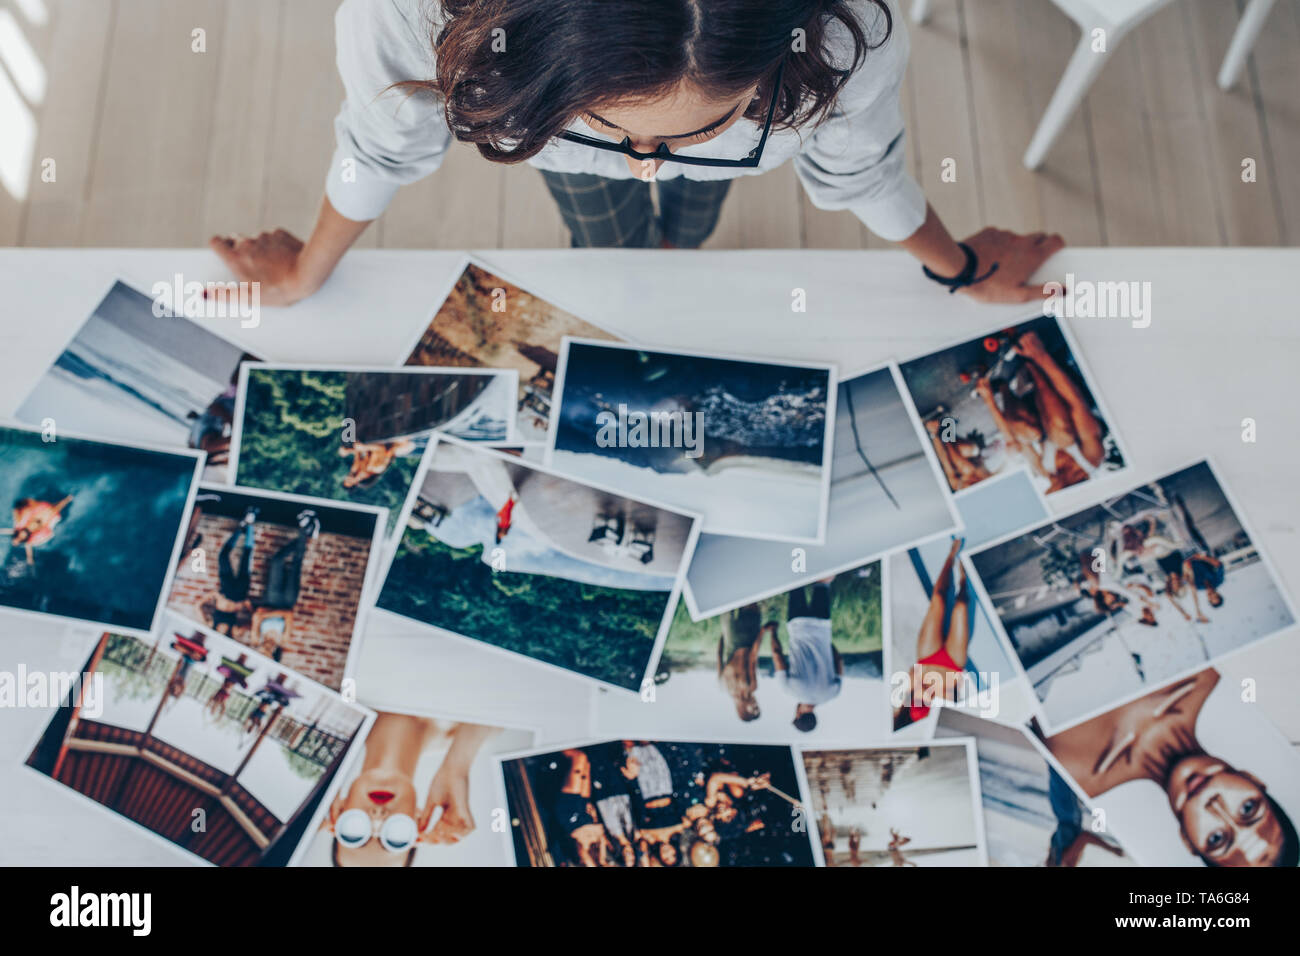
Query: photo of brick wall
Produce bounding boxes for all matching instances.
[165,486,382,691]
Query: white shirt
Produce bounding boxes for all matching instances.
[777,617,843,704]
[327,0,927,241]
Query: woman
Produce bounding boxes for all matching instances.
[717,603,764,722]
[972,330,1106,494]
[210,0,1062,305]
[895,537,969,728]
[1044,669,1299,867]
[323,713,498,866]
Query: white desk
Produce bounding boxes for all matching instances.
[1,248,1297,865]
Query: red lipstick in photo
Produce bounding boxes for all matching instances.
[368,790,395,804]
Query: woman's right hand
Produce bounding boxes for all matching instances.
[208,228,313,306]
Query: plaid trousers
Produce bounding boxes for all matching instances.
[540,170,732,248]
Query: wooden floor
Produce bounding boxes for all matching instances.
[1,0,1297,250]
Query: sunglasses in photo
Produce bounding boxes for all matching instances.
[333,808,420,853]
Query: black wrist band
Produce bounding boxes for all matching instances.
[923,242,999,294]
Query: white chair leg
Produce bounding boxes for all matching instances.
[1023,32,1114,170]
[1217,0,1277,91]
[911,0,933,26]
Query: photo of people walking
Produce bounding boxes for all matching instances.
[597,563,883,742]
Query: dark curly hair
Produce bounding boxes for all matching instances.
[403,0,893,163]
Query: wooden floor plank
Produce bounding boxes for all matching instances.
[14,0,111,246]
[1019,0,1104,246]
[497,163,566,247]
[379,140,504,249]
[1135,2,1225,244]
[0,0,57,244]
[1085,16,1163,245]
[196,0,282,243]
[705,162,802,249]
[263,0,378,248]
[1183,0,1280,245]
[962,0,1044,235]
[8,0,1300,250]
[1239,0,1300,244]
[905,0,983,242]
[79,0,226,246]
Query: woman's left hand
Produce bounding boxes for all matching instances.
[959,227,1065,304]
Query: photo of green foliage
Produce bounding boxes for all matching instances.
[234,368,421,536]
[377,528,670,691]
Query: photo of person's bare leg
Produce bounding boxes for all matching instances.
[906,538,965,717]
[1018,356,1077,453]
[992,381,1045,445]
[1015,330,1106,467]
[944,560,972,671]
[916,538,962,663]
[974,376,1054,482]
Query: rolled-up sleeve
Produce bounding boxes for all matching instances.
[794,5,927,242]
[326,0,451,222]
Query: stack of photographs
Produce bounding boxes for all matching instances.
[8,261,1297,869]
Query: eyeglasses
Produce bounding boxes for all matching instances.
[333,809,419,853]
[556,62,785,169]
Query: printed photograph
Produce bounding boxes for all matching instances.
[402,260,623,443]
[25,614,374,866]
[933,709,1130,868]
[231,365,517,537]
[595,562,883,743]
[683,364,957,619]
[14,280,260,483]
[500,740,815,867]
[1039,667,1300,867]
[803,741,986,867]
[898,313,1125,496]
[165,485,386,692]
[548,340,835,542]
[888,540,1016,733]
[0,425,201,634]
[377,437,699,692]
[300,708,534,867]
[967,461,1295,730]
